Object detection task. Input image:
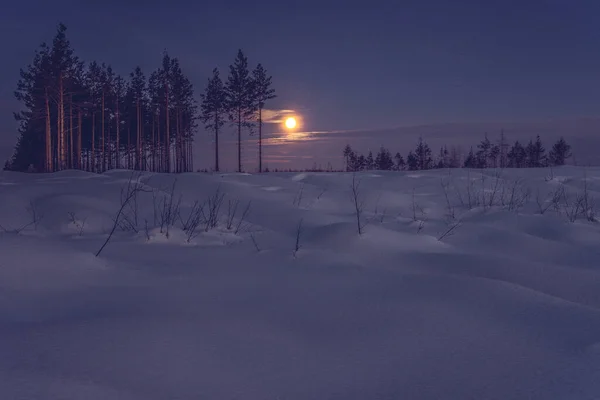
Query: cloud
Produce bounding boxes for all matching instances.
[261,109,296,123]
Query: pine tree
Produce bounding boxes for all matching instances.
[366,151,374,170]
[348,150,359,172]
[147,70,163,172]
[508,141,527,168]
[498,129,509,168]
[358,154,367,171]
[200,68,227,172]
[394,152,405,171]
[489,144,500,168]
[463,147,476,168]
[95,64,114,172]
[226,50,256,173]
[343,144,353,171]
[161,53,172,172]
[531,135,546,167]
[436,146,448,169]
[10,23,82,172]
[414,137,433,170]
[252,63,276,173]
[126,67,147,170]
[375,147,394,170]
[169,58,196,173]
[406,151,418,170]
[12,44,50,172]
[448,146,461,168]
[548,137,571,166]
[476,134,492,168]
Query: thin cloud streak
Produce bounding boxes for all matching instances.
[262,109,296,123]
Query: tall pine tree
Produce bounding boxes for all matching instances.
[252,64,276,173]
[226,50,255,173]
[200,68,227,172]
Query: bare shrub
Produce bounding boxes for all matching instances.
[96,172,149,257]
[371,193,386,224]
[438,221,461,241]
[226,199,239,230]
[119,181,141,232]
[0,200,43,235]
[316,185,328,201]
[0,220,34,235]
[67,212,86,236]
[545,165,555,182]
[293,183,305,208]
[202,185,225,231]
[144,219,151,241]
[487,170,503,208]
[26,200,43,230]
[416,219,425,234]
[561,176,596,223]
[250,233,261,252]
[156,180,181,238]
[562,189,584,223]
[505,179,530,212]
[234,201,252,234]
[464,171,478,209]
[350,173,365,235]
[440,178,455,220]
[535,186,563,215]
[180,200,204,242]
[480,173,488,210]
[580,172,596,222]
[293,217,304,257]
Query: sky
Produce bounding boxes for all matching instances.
[2,0,600,170]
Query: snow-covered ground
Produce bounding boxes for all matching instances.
[1,167,600,399]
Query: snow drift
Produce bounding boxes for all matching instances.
[1,167,600,399]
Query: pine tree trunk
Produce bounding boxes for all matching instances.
[176,108,180,173]
[45,88,52,172]
[77,108,82,169]
[91,112,96,173]
[101,91,105,172]
[58,75,65,170]
[157,111,162,173]
[69,95,73,169]
[140,106,145,171]
[127,124,131,170]
[258,108,262,173]
[165,84,170,173]
[215,114,219,172]
[135,99,140,170]
[238,110,242,173]
[190,145,194,172]
[151,114,155,172]
[116,94,120,169]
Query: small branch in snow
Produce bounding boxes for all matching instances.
[350,172,365,235]
[234,201,252,235]
[95,172,149,257]
[293,217,304,257]
[250,233,261,252]
[438,221,461,241]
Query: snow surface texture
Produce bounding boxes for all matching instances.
[1,167,600,399]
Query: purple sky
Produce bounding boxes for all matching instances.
[2,0,600,169]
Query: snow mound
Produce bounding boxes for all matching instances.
[1,167,600,399]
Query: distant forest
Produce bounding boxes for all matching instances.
[6,23,276,174]
[340,133,572,172]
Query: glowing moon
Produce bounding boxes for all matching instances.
[285,117,297,129]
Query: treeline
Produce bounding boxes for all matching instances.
[7,23,276,174]
[343,133,572,171]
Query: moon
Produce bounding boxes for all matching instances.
[285,117,297,129]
